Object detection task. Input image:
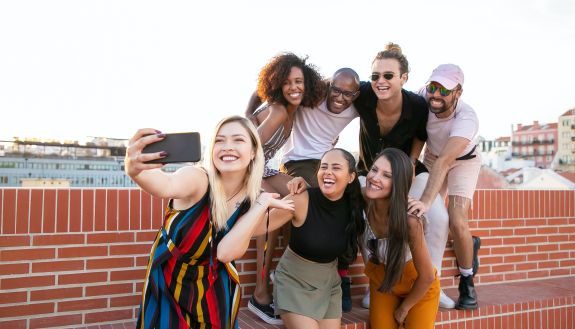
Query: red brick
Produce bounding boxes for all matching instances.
[140,192,152,230]
[58,271,108,285]
[106,189,119,231]
[110,269,145,281]
[85,309,133,324]
[151,196,166,228]
[527,253,549,261]
[516,262,537,271]
[527,270,549,279]
[0,302,53,317]
[129,189,141,230]
[94,189,106,231]
[0,247,55,261]
[29,314,83,329]
[69,189,82,232]
[490,246,514,255]
[82,189,95,232]
[526,235,548,244]
[110,295,140,307]
[110,244,150,256]
[30,287,83,301]
[33,234,84,246]
[56,189,70,232]
[1,274,55,290]
[87,257,134,270]
[0,320,26,329]
[118,189,130,231]
[85,283,133,297]
[515,227,537,235]
[42,189,56,233]
[0,263,29,275]
[32,260,84,273]
[505,272,527,281]
[58,246,108,258]
[15,189,30,234]
[58,298,108,312]
[88,232,135,244]
[29,189,44,233]
[559,242,575,251]
[136,231,158,242]
[0,291,27,304]
[0,235,30,248]
[538,260,559,269]
[2,189,16,234]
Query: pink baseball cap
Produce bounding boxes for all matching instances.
[426,64,464,90]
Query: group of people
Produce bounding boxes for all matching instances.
[125,42,482,329]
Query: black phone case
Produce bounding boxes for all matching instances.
[142,132,201,164]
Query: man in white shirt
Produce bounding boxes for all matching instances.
[419,64,482,310]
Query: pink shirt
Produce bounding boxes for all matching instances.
[425,99,479,157]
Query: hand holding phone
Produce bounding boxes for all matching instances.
[142,132,201,164]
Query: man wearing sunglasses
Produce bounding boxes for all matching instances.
[418,64,482,310]
[244,67,361,319]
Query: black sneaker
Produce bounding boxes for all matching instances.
[248,296,283,325]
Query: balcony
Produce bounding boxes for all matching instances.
[0,188,574,329]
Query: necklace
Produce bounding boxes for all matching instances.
[226,186,243,208]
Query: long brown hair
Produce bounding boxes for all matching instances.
[372,148,413,292]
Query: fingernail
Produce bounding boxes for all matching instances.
[155,130,162,134]
[157,133,166,138]
[160,151,168,157]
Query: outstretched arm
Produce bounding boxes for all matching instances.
[217,193,295,263]
[125,128,207,203]
[394,215,436,324]
[419,136,469,209]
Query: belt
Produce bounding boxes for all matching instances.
[455,144,477,161]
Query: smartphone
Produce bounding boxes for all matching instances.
[142,132,201,164]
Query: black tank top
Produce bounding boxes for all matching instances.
[289,188,350,263]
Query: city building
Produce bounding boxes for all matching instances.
[554,108,575,172]
[0,137,187,188]
[511,121,557,169]
[479,136,513,172]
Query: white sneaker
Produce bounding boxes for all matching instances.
[361,289,370,309]
[439,290,456,309]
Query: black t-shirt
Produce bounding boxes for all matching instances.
[289,188,350,263]
[354,82,429,176]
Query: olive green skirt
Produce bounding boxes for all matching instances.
[273,247,342,320]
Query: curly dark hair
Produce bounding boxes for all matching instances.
[256,52,325,108]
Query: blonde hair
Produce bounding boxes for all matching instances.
[205,115,264,231]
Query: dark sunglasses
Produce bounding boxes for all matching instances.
[426,83,457,97]
[370,72,396,81]
[330,86,359,99]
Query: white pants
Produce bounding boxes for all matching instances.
[409,173,449,276]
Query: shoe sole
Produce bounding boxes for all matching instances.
[455,303,478,310]
[247,301,283,325]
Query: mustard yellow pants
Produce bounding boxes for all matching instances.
[364,260,440,329]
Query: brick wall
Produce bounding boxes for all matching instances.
[0,188,574,328]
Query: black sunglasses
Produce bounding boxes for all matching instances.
[370,72,396,81]
[330,86,359,99]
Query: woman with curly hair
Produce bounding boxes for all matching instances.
[246,52,326,324]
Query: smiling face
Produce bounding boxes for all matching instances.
[370,58,407,101]
[365,155,393,200]
[426,82,462,118]
[281,66,305,107]
[317,149,355,201]
[327,73,359,114]
[212,121,255,174]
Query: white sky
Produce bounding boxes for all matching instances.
[1,0,574,152]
